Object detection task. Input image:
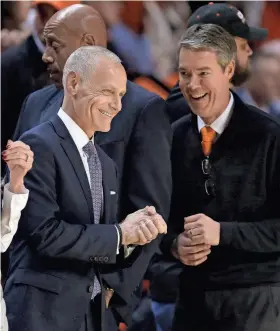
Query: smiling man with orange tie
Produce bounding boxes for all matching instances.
[161,23,280,331]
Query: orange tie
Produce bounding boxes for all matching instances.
[201,126,216,156]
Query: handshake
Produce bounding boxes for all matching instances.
[119,206,167,246]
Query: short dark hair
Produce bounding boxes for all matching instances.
[180,24,237,70]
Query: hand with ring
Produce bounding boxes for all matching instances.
[2,140,34,193]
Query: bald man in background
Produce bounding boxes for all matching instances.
[11,4,172,328]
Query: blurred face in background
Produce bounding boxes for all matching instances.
[247,55,280,106]
[231,37,253,86]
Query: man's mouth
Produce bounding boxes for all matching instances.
[99,110,113,118]
[190,93,208,101]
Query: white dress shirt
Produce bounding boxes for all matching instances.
[197,92,234,138]
[57,108,120,252]
[1,184,29,331]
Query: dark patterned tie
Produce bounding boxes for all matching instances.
[83,141,103,297]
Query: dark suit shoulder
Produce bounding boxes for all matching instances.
[19,120,57,145]
[1,41,27,68]
[26,84,58,103]
[126,80,163,105]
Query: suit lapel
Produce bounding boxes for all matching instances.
[50,116,94,223]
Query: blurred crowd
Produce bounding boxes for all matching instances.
[1,1,280,331]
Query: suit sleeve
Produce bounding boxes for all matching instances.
[18,132,119,264]
[220,134,280,253]
[102,95,172,305]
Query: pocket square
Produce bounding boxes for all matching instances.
[110,191,116,195]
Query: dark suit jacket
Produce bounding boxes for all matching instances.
[4,115,150,331]
[166,83,190,123]
[1,35,49,159]
[12,81,172,320]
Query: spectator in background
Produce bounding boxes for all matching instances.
[1,1,32,52]
[237,52,280,118]
[1,0,79,168]
[87,1,155,77]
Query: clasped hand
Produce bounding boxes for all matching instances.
[120,206,167,246]
[174,213,220,266]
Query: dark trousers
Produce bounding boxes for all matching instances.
[79,295,118,331]
[172,284,280,331]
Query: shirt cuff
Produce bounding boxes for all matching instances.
[114,225,120,254]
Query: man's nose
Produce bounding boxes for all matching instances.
[42,48,54,64]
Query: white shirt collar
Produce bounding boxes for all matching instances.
[197,92,234,135]
[58,108,93,151]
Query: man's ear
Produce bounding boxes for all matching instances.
[81,33,95,46]
[66,72,80,96]
[226,59,235,81]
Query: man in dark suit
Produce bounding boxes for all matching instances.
[4,46,167,331]
[161,23,280,331]
[13,3,172,225]
[166,3,268,123]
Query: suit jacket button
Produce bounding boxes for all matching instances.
[88,285,94,293]
[104,256,109,263]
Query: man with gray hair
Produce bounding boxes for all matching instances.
[4,46,167,331]
[161,23,280,331]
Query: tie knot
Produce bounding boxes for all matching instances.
[82,141,96,158]
[201,126,216,142]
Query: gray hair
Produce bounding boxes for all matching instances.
[179,24,237,70]
[62,46,122,88]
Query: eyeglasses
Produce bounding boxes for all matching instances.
[201,158,216,197]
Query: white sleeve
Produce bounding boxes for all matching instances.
[1,183,29,252]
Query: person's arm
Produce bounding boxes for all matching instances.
[1,184,29,252]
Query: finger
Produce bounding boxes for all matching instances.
[3,151,33,162]
[137,227,149,245]
[184,222,202,232]
[3,147,33,156]
[187,249,211,261]
[182,244,211,255]
[150,215,167,234]
[6,159,33,170]
[184,226,203,237]
[6,141,31,150]
[183,255,208,266]
[145,206,156,215]
[184,235,205,246]
[139,221,154,242]
[143,219,159,239]
[184,214,203,224]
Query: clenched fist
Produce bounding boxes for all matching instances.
[172,231,211,266]
[120,206,167,246]
[2,140,34,193]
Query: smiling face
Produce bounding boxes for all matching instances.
[66,58,127,136]
[178,48,234,124]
